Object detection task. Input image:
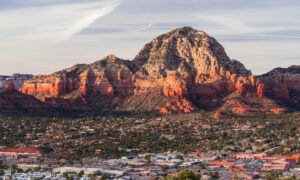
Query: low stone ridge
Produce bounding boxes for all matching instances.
[1,27,298,115]
[0,88,55,114]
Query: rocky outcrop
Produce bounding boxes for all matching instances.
[257,66,300,110]
[20,27,255,113]
[132,27,255,110]
[17,27,300,114]
[0,74,33,90]
[133,27,251,78]
[212,111,228,119]
[216,91,289,116]
[6,81,14,90]
[133,27,252,107]
[21,55,136,100]
[0,87,55,114]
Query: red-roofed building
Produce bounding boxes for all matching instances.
[230,164,246,172]
[209,161,236,167]
[0,147,42,159]
[288,154,300,163]
[231,153,269,160]
[260,159,291,171]
[253,154,269,160]
[233,154,255,160]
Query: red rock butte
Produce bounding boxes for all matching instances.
[0,147,42,156]
[3,27,300,115]
[6,81,14,90]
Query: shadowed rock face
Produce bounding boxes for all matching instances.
[14,27,300,114]
[256,66,300,110]
[0,74,33,90]
[0,88,55,114]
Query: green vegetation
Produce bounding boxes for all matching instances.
[280,174,296,180]
[266,172,281,180]
[77,171,84,179]
[161,165,169,172]
[0,170,4,176]
[165,170,201,180]
[0,112,300,162]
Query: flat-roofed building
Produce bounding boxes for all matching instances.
[53,167,100,175]
[0,147,42,159]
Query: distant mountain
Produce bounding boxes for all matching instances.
[0,74,33,90]
[257,65,300,110]
[0,82,55,114]
[1,27,300,115]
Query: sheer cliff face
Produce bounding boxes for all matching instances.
[257,66,300,109]
[19,27,300,114]
[21,55,136,101]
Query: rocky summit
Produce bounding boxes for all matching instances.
[1,27,297,115]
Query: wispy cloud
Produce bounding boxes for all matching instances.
[196,15,300,36]
[0,0,122,42]
[0,0,299,75]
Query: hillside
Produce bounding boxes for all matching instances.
[0,27,296,115]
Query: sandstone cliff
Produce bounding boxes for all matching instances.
[20,27,254,113]
[133,27,252,106]
[257,65,300,110]
[16,27,300,115]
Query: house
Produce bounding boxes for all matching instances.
[151,155,171,162]
[232,154,254,160]
[121,155,138,160]
[231,153,269,160]
[261,159,291,171]
[95,149,102,155]
[53,167,101,175]
[99,169,126,176]
[253,153,269,160]
[17,164,42,171]
[209,161,236,168]
[0,147,42,159]
[230,164,246,171]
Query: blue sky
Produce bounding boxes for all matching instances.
[0,0,299,75]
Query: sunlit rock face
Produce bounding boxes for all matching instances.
[18,27,300,114]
